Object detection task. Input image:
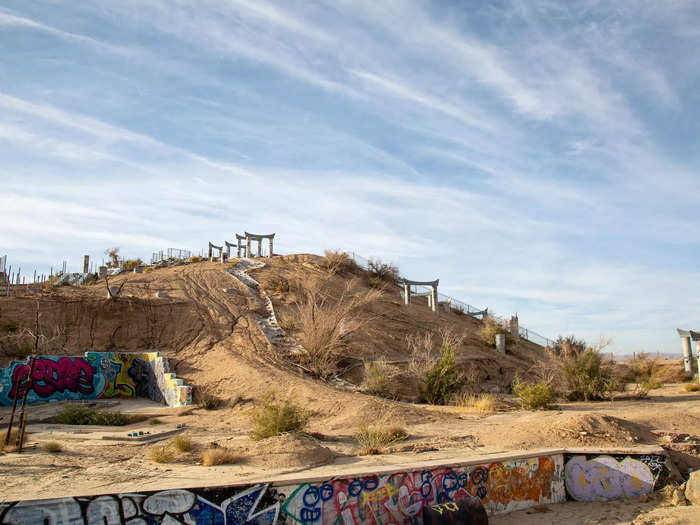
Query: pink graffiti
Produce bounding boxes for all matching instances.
[10,357,95,399]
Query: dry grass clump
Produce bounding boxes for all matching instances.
[42,441,63,453]
[202,447,237,466]
[172,434,192,452]
[295,278,381,378]
[278,316,296,331]
[354,417,408,455]
[188,256,203,263]
[362,358,401,398]
[454,392,497,414]
[150,444,175,463]
[683,383,700,392]
[265,276,290,294]
[143,267,155,273]
[249,393,310,440]
[322,250,358,275]
[629,353,663,389]
[122,258,143,271]
[0,430,22,452]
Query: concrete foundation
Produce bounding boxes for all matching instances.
[495,333,506,354]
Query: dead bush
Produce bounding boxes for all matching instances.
[322,251,357,275]
[295,278,381,378]
[683,383,700,392]
[202,447,237,466]
[367,258,398,284]
[265,276,289,294]
[556,337,619,401]
[122,258,143,271]
[42,441,63,453]
[278,316,296,331]
[629,353,662,388]
[196,391,225,410]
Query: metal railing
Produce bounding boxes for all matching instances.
[152,248,192,264]
[350,252,553,347]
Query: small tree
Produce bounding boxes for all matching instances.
[104,247,120,268]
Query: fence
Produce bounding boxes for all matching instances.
[350,252,553,348]
[151,248,192,264]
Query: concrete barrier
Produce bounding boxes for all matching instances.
[0,351,191,407]
[0,447,668,524]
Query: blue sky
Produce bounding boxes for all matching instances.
[1,1,699,354]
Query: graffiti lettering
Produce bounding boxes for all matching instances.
[9,357,94,400]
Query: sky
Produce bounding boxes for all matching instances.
[1,1,699,355]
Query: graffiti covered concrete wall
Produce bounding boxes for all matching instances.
[564,453,667,502]
[0,352,191,407]
[0,454,566,524]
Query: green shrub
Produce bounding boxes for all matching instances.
[561,348,618,401]
[249,394,309,440]
[354,419,408,455]
[419,340,461,405]
[52,405,141,426]
[513,375,556,409]
[122,258,143,271]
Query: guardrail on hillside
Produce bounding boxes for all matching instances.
[349,252,553,348]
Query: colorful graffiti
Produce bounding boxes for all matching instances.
[0,352,191,407]
[564,454,667,502]
[0,485,282,525]
[281,455,564,522]
[0,452,669,523]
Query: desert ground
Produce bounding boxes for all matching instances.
[1,255,699,522]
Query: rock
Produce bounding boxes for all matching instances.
[671,486,687,506]
[685,470,700,505]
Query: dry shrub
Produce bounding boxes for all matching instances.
[197,391,225,410]
[295,278,381,378]
[454,392,496,414]
[683,383,700,392]
[362,358,401,398]
[249,393,309,440]
[150,445,174,463]
[265,276,289,294]
[52,405,139,426]
[0,429,22,452]
[122,258,143,271]
[188,256,203,263]
[322,250,357,275]
[354,416,408,455]
[172,434,192,452]
[513,375,556,409]
[42,441,62,453]
[476,318,512,349]
[367,258,398,285]
[202,447,237,466]
[630,353,662,389]
[656,361,689,383]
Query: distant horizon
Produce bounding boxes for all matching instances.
[1,1,699,357]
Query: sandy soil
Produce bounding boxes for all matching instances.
[1,257,699,509]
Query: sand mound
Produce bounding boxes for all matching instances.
[233,434,336,470]
[548,413,654,446]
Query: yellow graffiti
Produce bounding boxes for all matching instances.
[431,502,458,515]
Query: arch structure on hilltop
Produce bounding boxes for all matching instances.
[401,278,439,312]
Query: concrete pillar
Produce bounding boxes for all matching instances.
[403,283,410,305]
[257,239,262,257]
[495,334,506,354]
[431,285,437,313]
[268,238,273,257]
[682,336,693,376]
[246,237,252,258]
[83,255,90,274]
[695,340,700,377]
[509,315,519,341]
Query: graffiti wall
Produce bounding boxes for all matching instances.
[0,454,566,524]
[0,352,191,407]
[564,453,667,502]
